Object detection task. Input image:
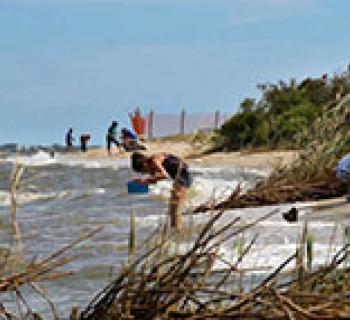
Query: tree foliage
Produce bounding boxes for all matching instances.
[215,66,350,150]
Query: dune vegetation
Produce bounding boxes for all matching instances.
[214,66,350,152]
[197,67,350,211]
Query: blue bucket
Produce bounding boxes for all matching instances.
[127,180,149,194]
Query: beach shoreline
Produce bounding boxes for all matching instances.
[77,141,299,168]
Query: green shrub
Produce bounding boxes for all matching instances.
[215,67,350,151]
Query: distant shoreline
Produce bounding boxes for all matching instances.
[75,141,299,168]
[0,140,298,169]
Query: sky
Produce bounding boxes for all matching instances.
[0,0,349,145]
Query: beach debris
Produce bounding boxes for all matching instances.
[282,207,298,222]
[0,226,103,319]
[194,175,345,212]
[0,162,103,319]
[80,207,350,320]
[195,94,350,212]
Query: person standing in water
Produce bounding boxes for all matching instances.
[65,127,74,150]
[131,152,192,233]
[80,133,90,152]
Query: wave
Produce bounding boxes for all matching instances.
[149,172,258,207]
[0,186,108,207]
[2,150,271,211]
[148,177,236,205]
[157,234,342,273]
[5,150,57,167]
[0,190,70,206]
[191,165,270,177]
[214,242,343,272]
[4,150,129,170]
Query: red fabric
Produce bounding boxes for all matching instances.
[132,116,146,135]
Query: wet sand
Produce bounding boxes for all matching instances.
[187,150,298,168]
[301,196,349,217]
[78,142,299,168]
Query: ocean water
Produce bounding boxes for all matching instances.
[0,150,347,318]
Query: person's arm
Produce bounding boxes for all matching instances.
[135,156,168,185]
[138,175,161,184]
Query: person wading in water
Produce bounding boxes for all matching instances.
[130,152,192,234]
[65,127,74,150]
[106,121,120,155]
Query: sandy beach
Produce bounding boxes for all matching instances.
[78,141,299,168]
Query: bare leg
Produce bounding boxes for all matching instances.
[107,138,111,155]
[169,185,187,233]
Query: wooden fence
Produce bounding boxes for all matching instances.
[147,110,231,138]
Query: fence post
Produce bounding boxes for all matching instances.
[180,109,186,135]
[148,110,154,139]
[214,110,220,129]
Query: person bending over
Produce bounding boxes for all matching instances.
[121,128,147,151]
[121,128,140,151]
[131,152,192,233]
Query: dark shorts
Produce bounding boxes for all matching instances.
[175,167,192,188]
